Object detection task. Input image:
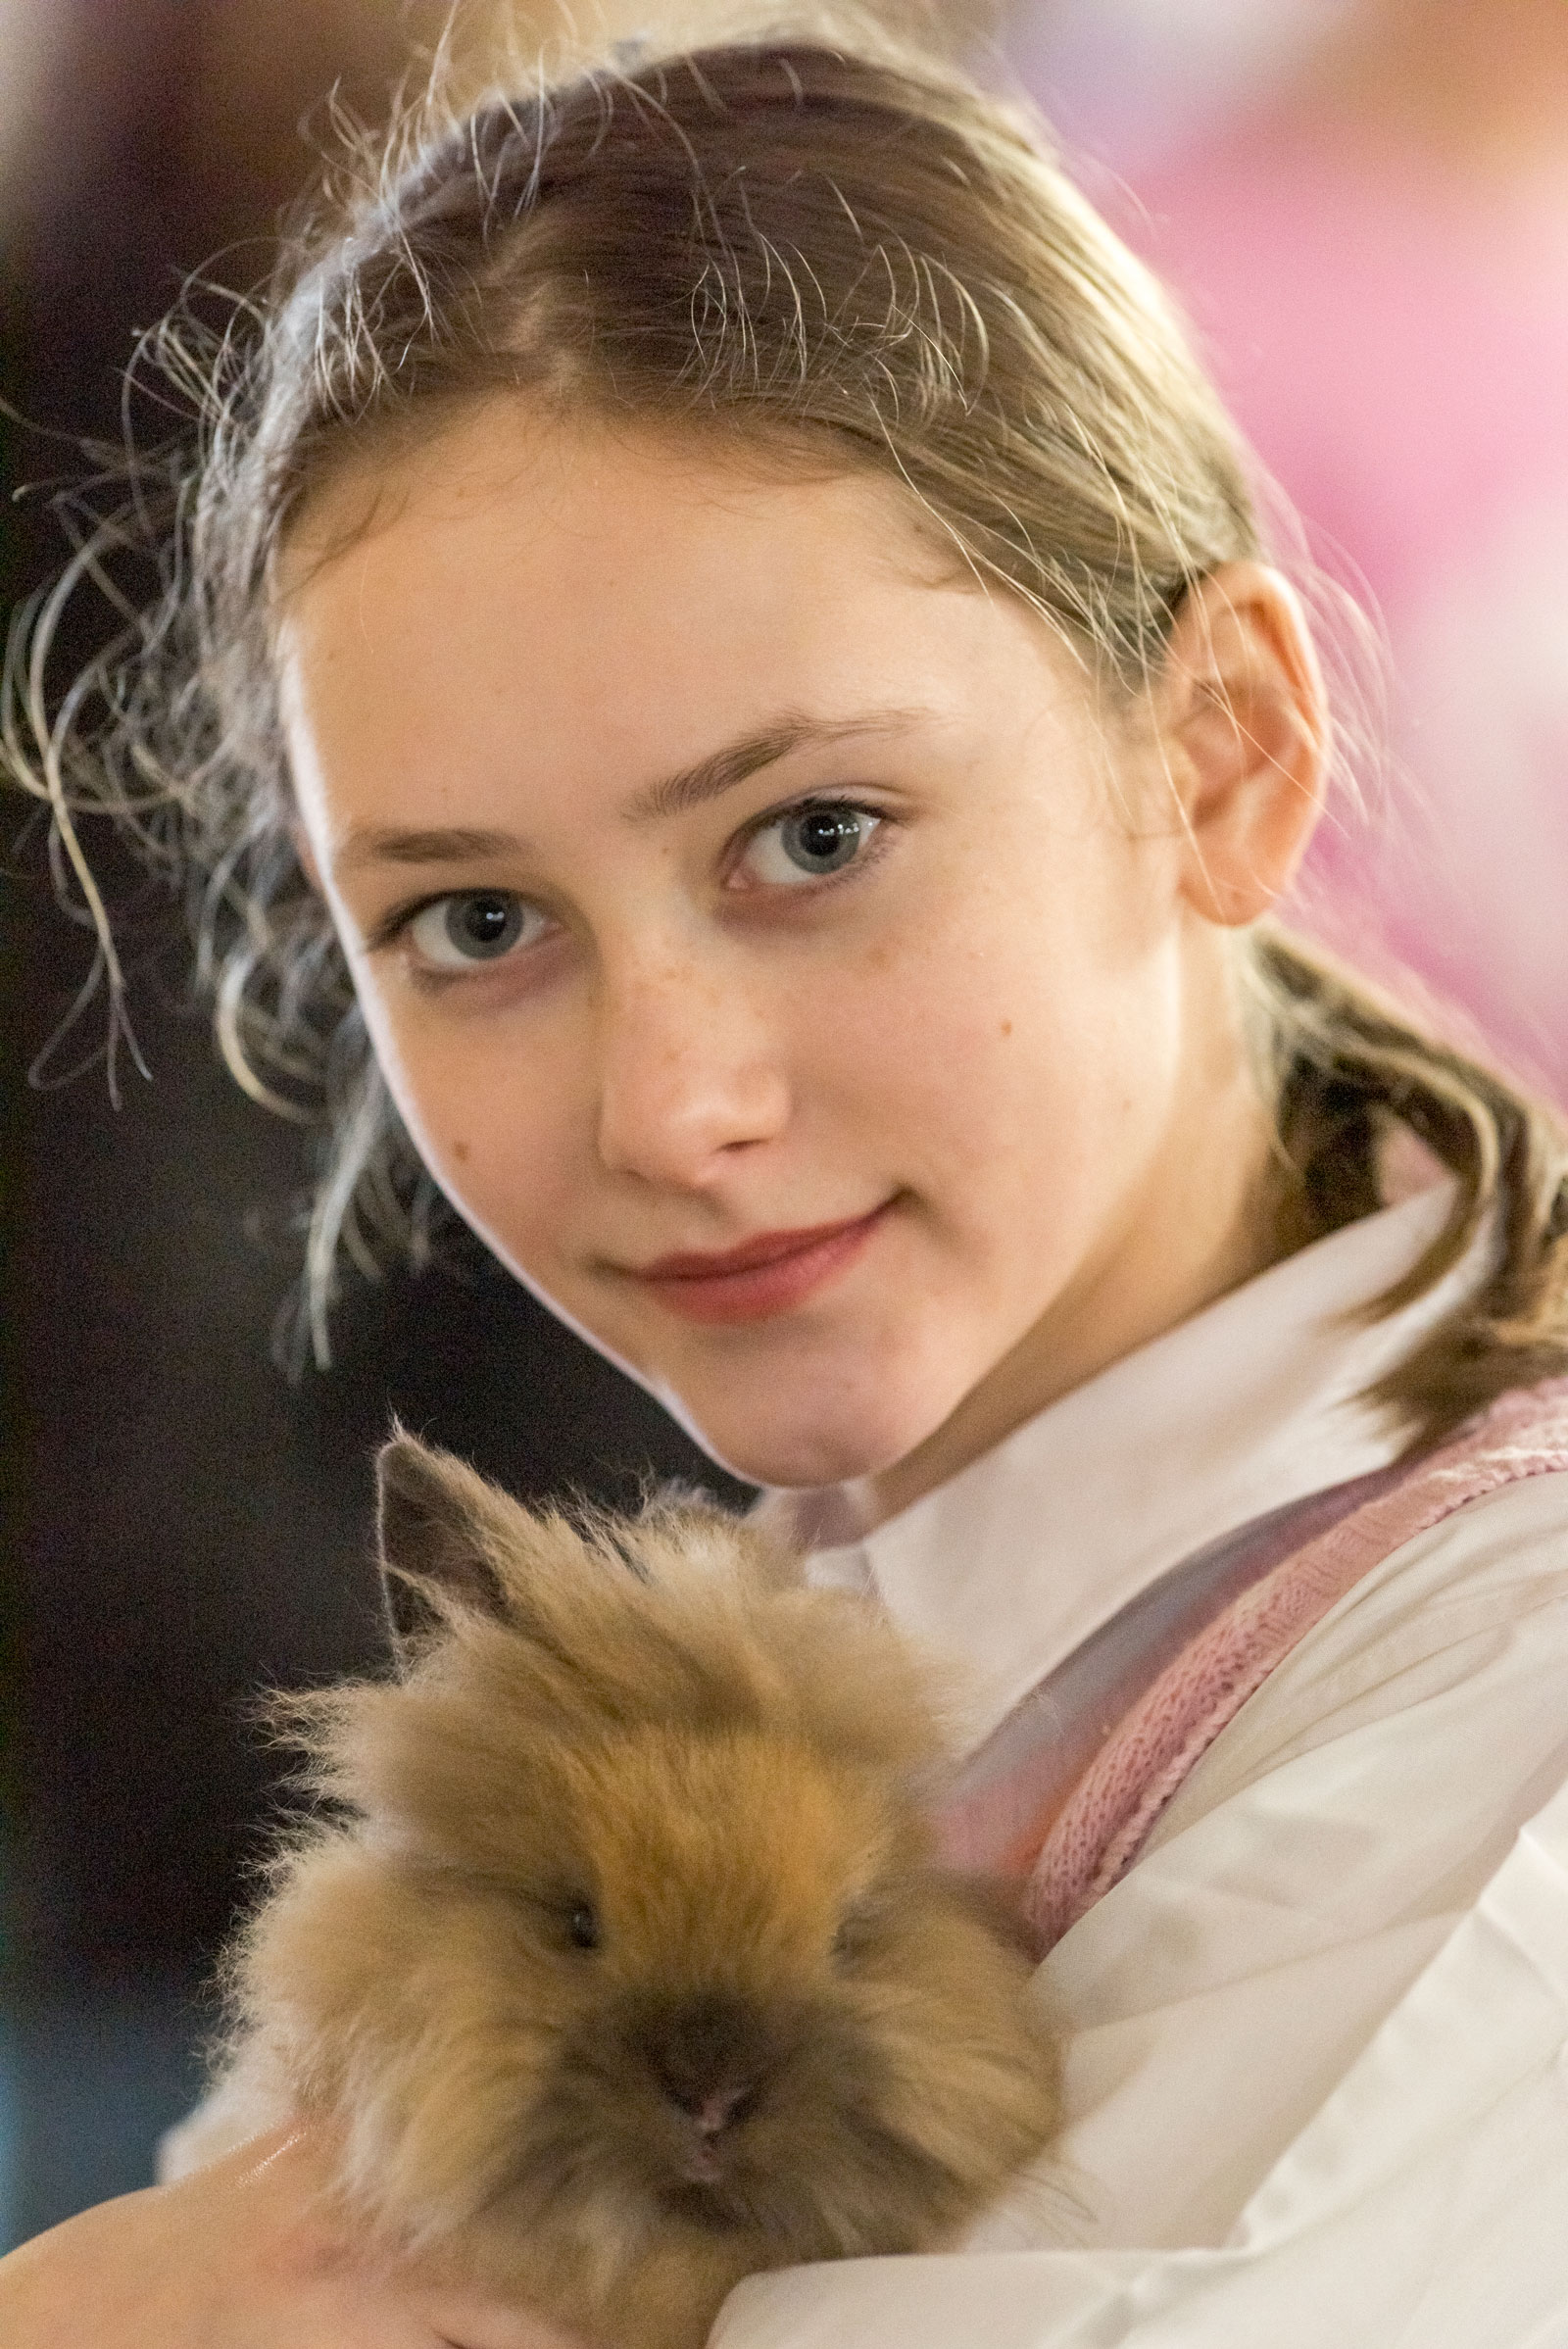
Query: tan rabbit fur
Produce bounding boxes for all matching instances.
[217,1435,1060,2349]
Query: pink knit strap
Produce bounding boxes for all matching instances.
[1023,1378,1568,1950]
[932,1458,1407,1886]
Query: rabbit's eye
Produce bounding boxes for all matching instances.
[566,1901,601,1951]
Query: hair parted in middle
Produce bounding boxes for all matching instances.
[10,7,1567,1428]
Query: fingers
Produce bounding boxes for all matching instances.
[416,2294,595,2349]
[195,2125,594,2349]
[0,2118,593,2349]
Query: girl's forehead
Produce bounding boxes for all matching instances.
[274,419,954,764]
[276,398,963,611]
[272,399,1113,869]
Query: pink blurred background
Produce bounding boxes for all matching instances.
[1010,0,1568,1101]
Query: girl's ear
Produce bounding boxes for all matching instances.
[1152,562,1330,928]
[375,1430,514,1663]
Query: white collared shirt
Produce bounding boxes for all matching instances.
[796,1183,1493,1743]
[715,1191,1568,2347]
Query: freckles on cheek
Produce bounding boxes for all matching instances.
[451,1140,471,1163]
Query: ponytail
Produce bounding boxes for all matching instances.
[1250,927,1568,1449]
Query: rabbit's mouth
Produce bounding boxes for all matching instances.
[662,2119,754,2223]
[660,2175,751,2233]
[676,2134,729,2187]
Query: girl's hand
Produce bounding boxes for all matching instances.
[0,2124,591,2349]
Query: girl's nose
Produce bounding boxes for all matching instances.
[593,950,791,1188]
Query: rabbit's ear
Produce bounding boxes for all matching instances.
[375,1431,514,1664]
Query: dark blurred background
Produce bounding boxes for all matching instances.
[3,0,1565,2254]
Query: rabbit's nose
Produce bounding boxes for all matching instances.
[634,1993,777,2133]
[686,2080,758,2138]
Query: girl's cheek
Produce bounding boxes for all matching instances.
[342,954,591,1277]
[426,1073,589,1272]
[338,992,518,1223]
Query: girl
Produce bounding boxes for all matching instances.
[6,18,1568,2345]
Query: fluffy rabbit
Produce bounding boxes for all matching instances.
[209,1434,1060,2349]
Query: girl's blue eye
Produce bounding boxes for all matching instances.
[406,891,547,969]
[742,803,880,886]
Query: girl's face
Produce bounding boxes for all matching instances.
[279,407,1295,1509]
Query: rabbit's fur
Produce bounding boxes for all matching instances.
[215,1435,1060,2349]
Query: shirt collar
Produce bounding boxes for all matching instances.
[784,1184,1490,1744]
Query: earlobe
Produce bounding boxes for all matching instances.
[1158,563,1330,930]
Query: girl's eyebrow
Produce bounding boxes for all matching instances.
[335,825,522,873]
[332,708,933,874]
[621,708,932,822]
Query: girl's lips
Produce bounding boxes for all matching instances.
[629,1205,892,1325]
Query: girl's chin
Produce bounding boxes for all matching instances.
[578,1300,986,1495]
[661,1389,939,1495]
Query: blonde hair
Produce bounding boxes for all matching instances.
[7,20,1567,1427]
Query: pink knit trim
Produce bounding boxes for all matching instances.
[1023,1379,1568,1951]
